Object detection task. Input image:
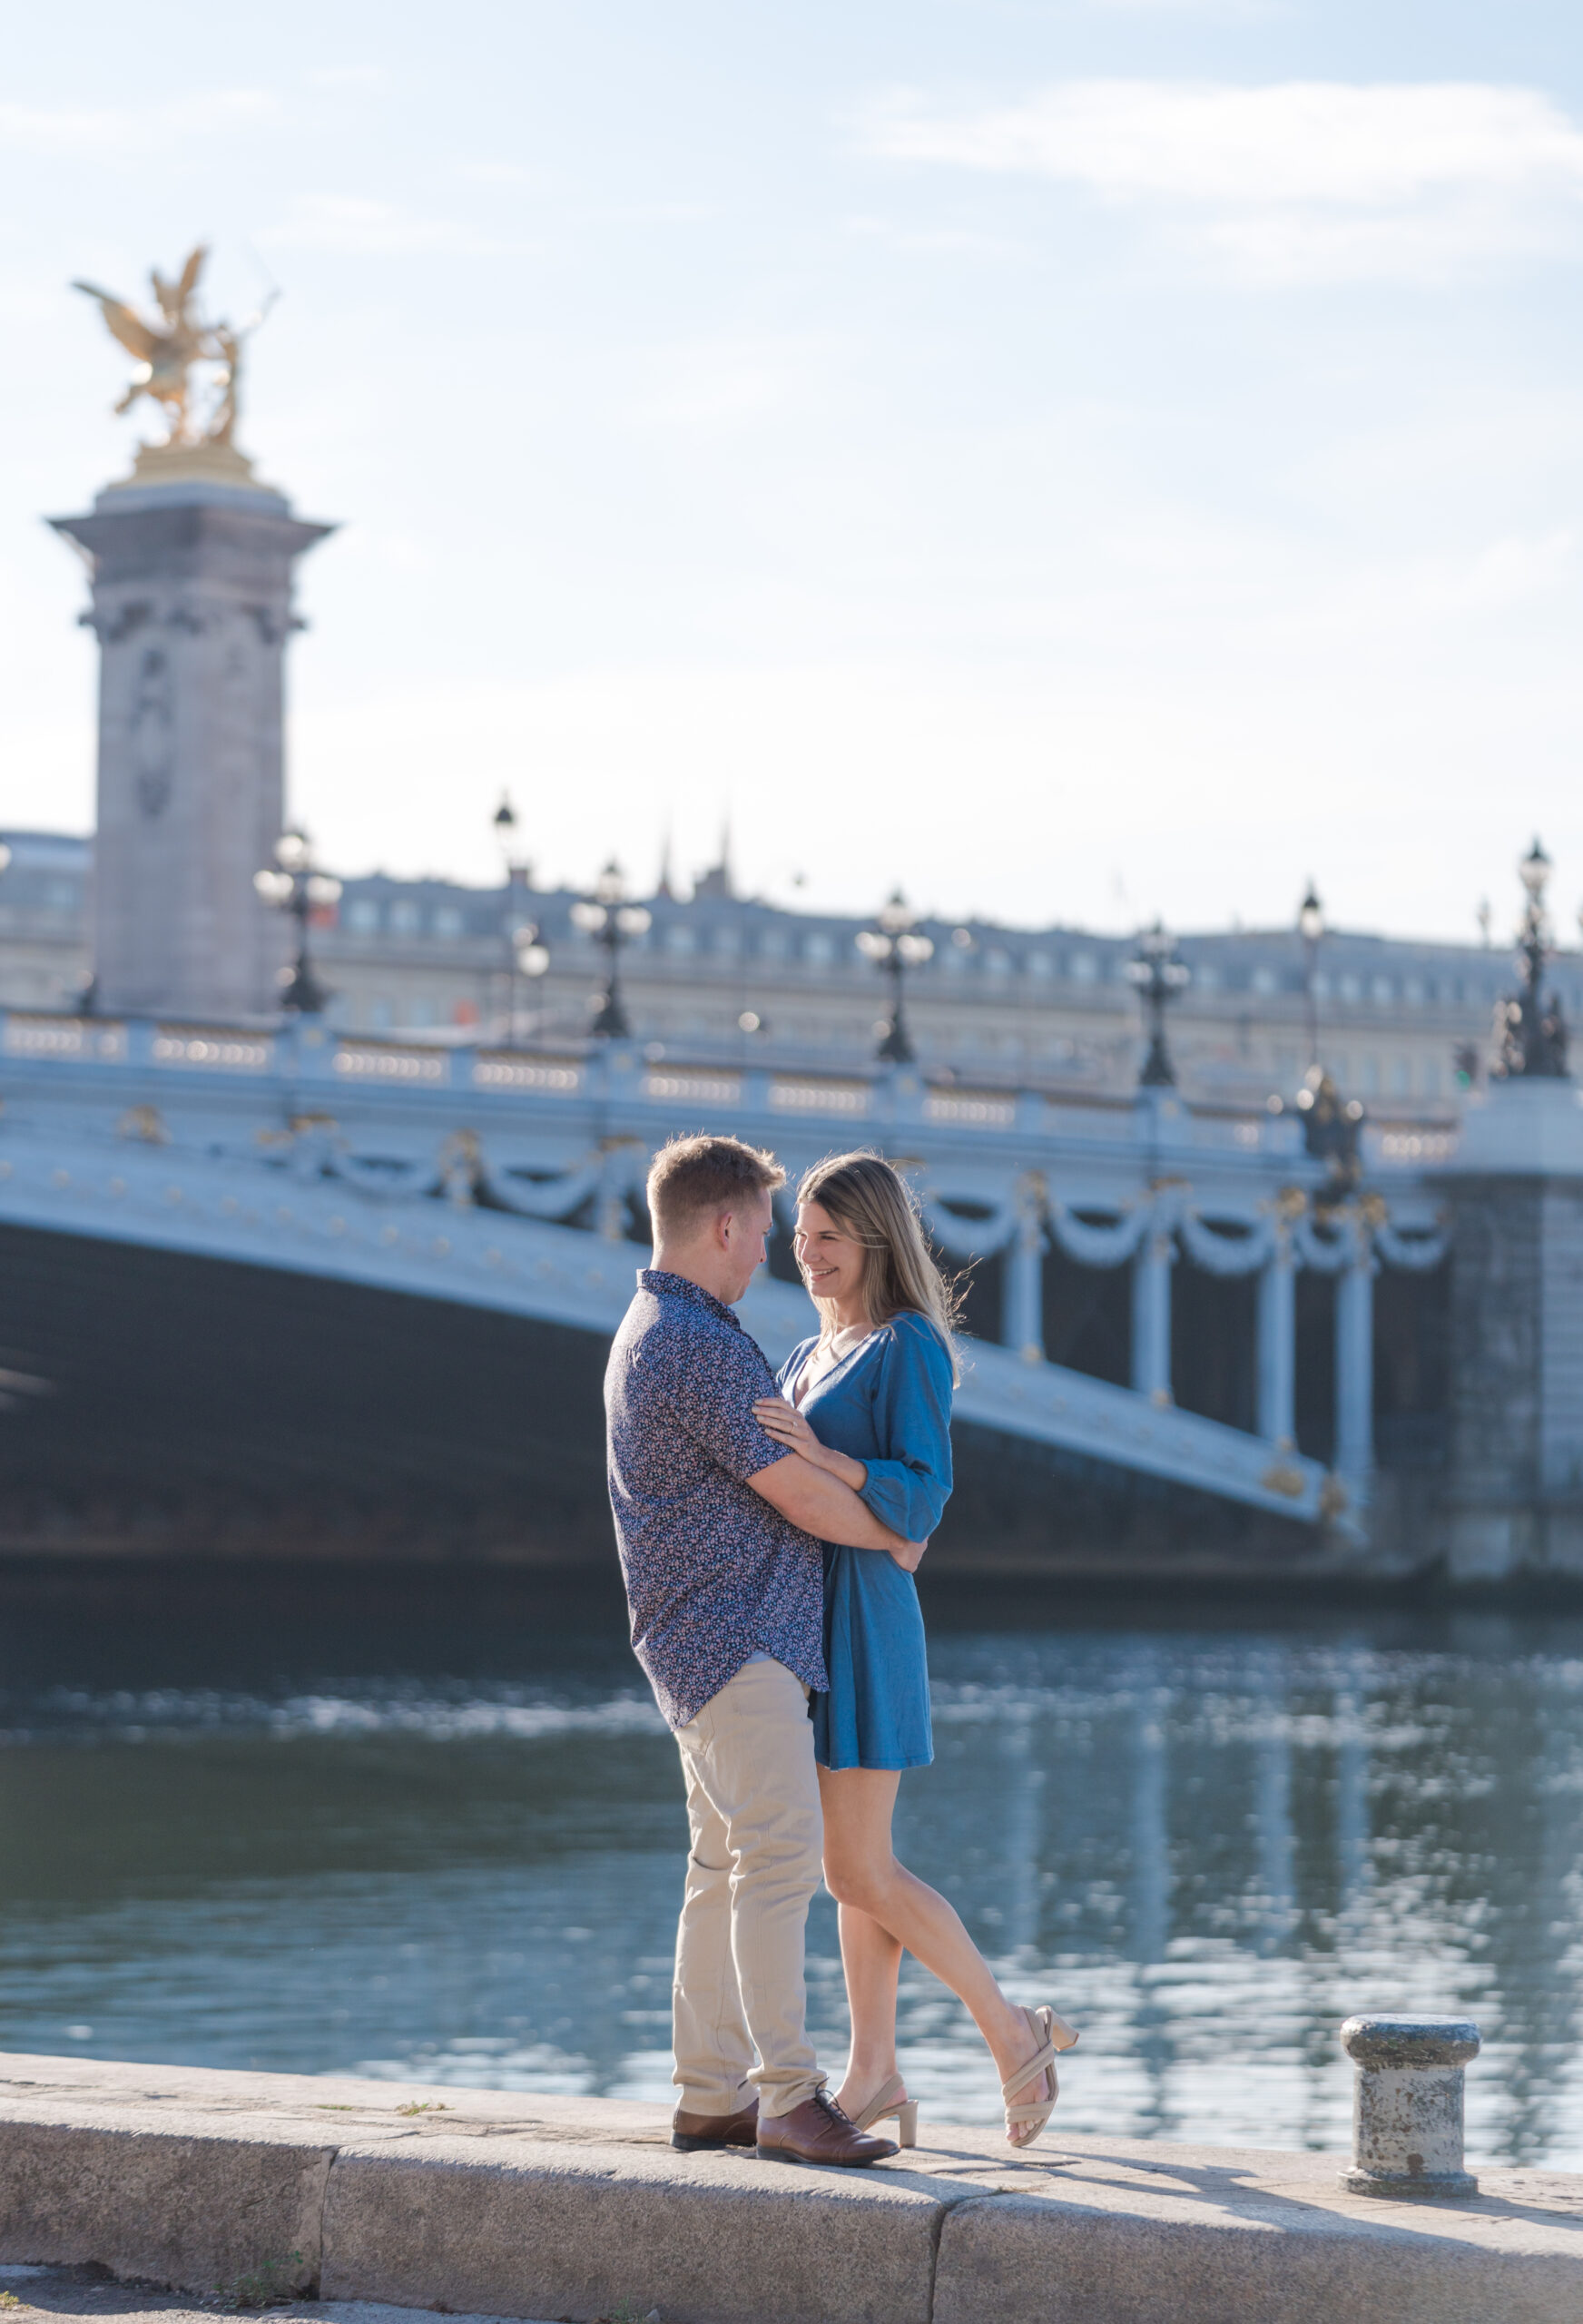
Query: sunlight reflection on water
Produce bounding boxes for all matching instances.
[3,1600,1580,2165]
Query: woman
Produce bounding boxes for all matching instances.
[752,1150,1077,2151]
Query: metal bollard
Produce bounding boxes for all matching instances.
[1339,2015,1480,2199]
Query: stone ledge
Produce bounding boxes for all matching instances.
[2,2055,1581,2324]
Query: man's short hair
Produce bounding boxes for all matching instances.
[647,1135,785,1240]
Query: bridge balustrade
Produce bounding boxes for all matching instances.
[0,1007,1450,1526]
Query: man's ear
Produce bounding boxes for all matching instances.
[713,1207,736,1249]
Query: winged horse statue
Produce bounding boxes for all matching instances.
[72,246,266,446]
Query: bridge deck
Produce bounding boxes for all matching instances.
[0,1111,1332,1526]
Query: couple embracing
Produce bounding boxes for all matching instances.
[604,1134,1076,2168]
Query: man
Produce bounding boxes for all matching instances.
[605,1133,913,2167]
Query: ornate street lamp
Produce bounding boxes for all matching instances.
[1297,880,1324,1068]
[571,859,651,1039]
[1295,1069,1365,1191]
[490,793,547,1044]
[503,921,550,1045]
[1126,921,1190,1088]
[492,791,522,866]
[856,890,934,1065]
[1497,837,1568,1078]
[254,828,341,1016]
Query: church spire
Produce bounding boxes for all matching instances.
[693,815,734,902]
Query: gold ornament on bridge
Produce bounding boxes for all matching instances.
[72,246,277,492]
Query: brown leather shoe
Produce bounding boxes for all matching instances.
[672,2098,759,2152]
[756,2088,899,2168]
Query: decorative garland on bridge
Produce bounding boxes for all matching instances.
[1175,1207,1279,1276]
[313,1130,1451,1281]
[1045,1198,1154,1268]
[915,1173,1445,1279]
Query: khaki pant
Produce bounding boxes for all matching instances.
[671,1657,825,2121]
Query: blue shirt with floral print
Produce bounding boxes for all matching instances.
[605,1267,828,1729]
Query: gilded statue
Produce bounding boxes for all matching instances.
[73,245,269,449]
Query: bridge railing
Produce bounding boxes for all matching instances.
[0,1009,1330,1149]
[0,1006,1452,1522]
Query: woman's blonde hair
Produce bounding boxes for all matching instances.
[794,1150,962,1383]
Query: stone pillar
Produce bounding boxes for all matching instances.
[1130,1221,1175,1403]
[1334,1231,1376,1489]
[51,470,334,1021]
[1256,1224,1297,1446]
[1340,2016,1480,2199]
[1441,1080,1583,1582]
[1002,1176,1047,1363]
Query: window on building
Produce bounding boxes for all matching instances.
[1196,962,1220,991]
[406,996,436,1028]
[1252,966,1277,996]
[759,927,788,960]
[1372,976,1394,1003]
[390,901,421,935]
[665,923,695,955]
[433,905,464,939]
[1339,973,1362,1001]
[1362,1054,1381,1094]
[1027,952,1053,980]
[370,997,393,1029]
[1422,1057,1441,1097]
[984,948,1012,979]
[804,931,835,964]
[347,899,380,933]
[1391,1057,1411,1095]
[1403,977,1425,1006]
[1070,952,1097,983]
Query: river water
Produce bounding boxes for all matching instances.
[2,1574,1580,2167]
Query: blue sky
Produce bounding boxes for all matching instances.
[5,0,1583,940]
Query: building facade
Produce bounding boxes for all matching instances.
[0,830,1556,1128]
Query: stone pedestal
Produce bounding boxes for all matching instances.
[51,457,334,1022]
[1441,1080,1583,1582]
[1340,2015,1480,2199]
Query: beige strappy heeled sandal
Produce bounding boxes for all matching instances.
[1001,2004,1079,2151]
[850,2073,919,2148]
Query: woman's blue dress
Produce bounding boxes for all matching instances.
[776,1310,954,1771]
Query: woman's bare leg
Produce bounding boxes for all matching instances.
[819,1765,1056,2142]
[834,1894,905,2102]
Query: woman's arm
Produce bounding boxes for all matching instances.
[751,1395,926,1569]
[852,1318,955,1543]
[752,1393,868,1492]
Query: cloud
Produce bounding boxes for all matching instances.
[844,213,1018,258]
[627,333,828,428]
[0,87,276,155]
[305,66,388,93]
[861,80,1583,282]
[257,195,509,258]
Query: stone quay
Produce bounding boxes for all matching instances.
[3,2053,1581,2324]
